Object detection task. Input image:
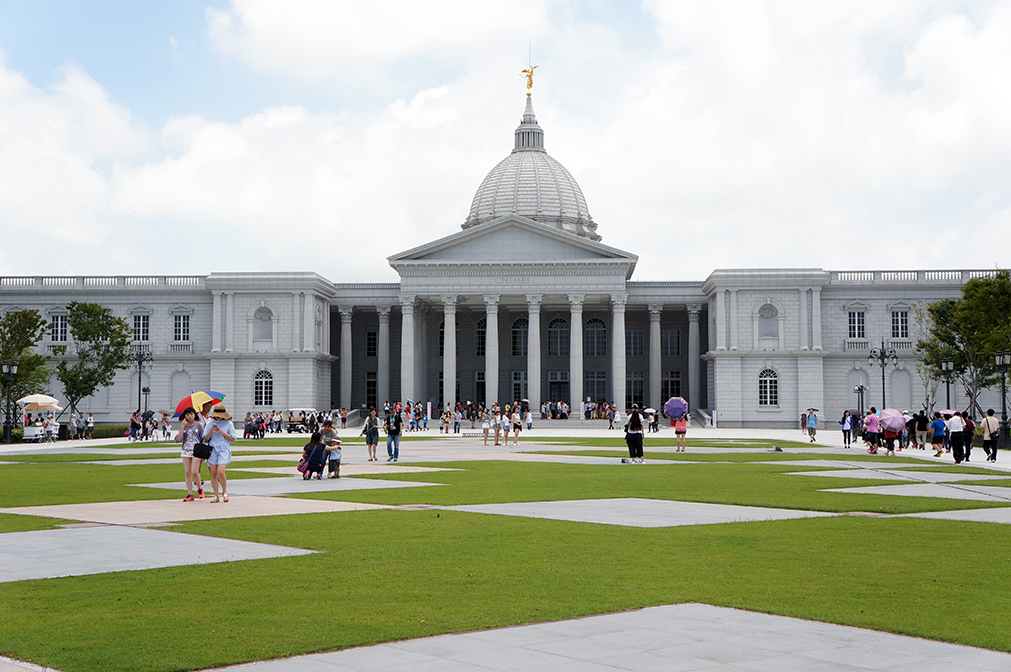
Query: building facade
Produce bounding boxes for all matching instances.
[0,96,1002,426]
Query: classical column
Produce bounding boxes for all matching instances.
[291,292,301,352]
[211,292,222,353]
[714,290,726,351]
[224,292,234,352]
[799,288,809,350]
[526,294,542,410]
[729,289,739,351]
[399,296,415,403]
[338,306,353,410]
[441,295,457,410]
[811,287,823,350]
[611,293,627,408]
[688,304,701,409]
[484,295,500,408]
[303,292,314,352]
[648,304,662,409]
[415,303,428,405]
[376,305,391,407]
[568,294,584,417]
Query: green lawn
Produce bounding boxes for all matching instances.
[1,442,1010,671]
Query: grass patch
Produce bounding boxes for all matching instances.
[0,513,74,533]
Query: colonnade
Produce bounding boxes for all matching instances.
[336,294,704,413]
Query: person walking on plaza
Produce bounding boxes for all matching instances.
[839,410,854,448]
[175,407,205,501]
[930,412,947,457]
[947,411,966,463]
[963,413,975,462]
[915,410,929,450]
[982,409,1000,462]
[674,415,687,452]
[360,408,380,461]
[86,413,94,439]
[510,407,522,447]
[203,405,235,502]
[480,409,490,445]
[624,404,645,463]
[385,406,402,462]
[806,410,818,442]
[864,408,880,454]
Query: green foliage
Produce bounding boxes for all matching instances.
[90,424,128,440]
[0,310,52,419]
[53,302,133,415]
[916,271,1011,414]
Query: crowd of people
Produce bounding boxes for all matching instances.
[834,407,1002,462]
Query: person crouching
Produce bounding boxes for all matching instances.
[302,431,327,480]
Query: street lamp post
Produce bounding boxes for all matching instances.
[868,342,898,410]
[142,386,151,414]
[996,351,1011,450]
[941,358,955,410]
[129,346,153,412]
[853,384,867,418]
[2,361,18,444]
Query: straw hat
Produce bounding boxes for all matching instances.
[210,405,232,420]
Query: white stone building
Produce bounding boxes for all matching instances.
[0,96,1002,427]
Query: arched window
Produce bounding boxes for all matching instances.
[253,307,273,341]
[475,318,486,357]
[758,369,778,406]
[584,318,607,357]
[547,318,569,357]
[758,304,778,338]
[254,370,273,407]
[512,318,529,357]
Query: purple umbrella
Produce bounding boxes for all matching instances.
[878,408,906,433]
[664,397,688,420]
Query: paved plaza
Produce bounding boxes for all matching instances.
[1,426,1011,671]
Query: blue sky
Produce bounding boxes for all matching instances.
[0,1,1008,282]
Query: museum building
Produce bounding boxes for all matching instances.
[0,95,999,427]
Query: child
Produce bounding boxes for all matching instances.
[326,440,342,478]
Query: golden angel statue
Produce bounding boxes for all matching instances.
[520,65,539,95]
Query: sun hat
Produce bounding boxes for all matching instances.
[211,405,232,420]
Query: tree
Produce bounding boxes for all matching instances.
[52,302,133,417]
[915,269,1011,416]
[0,310,52,425]
[911,301,939,413]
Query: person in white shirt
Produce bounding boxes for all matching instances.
[981,409,1001,462]
[946,411,966,464]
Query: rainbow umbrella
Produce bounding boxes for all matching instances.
[173,391,225,418]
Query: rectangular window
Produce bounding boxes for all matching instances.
[625,329,643,357]
[254,377,273,407]
[625,372,644,410]
[133,314,149,342]
[365,372,377,409]
[848,311,865,339]
[50,315,67,342]
[475,371,486,405]
[512,371,528,401]
[173,314,190,342]
[475,322,486,357]
[584,371,607,402]
[759,374,779,406]
[660,371,682,400]
[366,331,377,358]
[891,311,909,339]
[660,329,681,357]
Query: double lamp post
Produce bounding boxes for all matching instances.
[2,361,18,444]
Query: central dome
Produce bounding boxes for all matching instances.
[463,97,600,241]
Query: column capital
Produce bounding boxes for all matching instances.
[525,293,543,310]
[398,294,416,313]
[610,292,628,310]
[440,294,458,309]
[567,293,585,309]
[687,304,701,320]
[337,305,354,322]
[482,294,501,308]
[648,303,663,319]
[376,304,392,321]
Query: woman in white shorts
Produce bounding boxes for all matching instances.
[175,407,205,501]
[481,409,491,445]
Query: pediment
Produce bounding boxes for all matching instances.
[389,216,637,265]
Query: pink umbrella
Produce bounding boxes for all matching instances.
[878,408,906,433]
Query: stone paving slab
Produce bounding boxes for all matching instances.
[0,496,389,526]
[902,507,1011,524]
[75,453,298,466]
[0,526,313,583]
[137,476,445,496]
[788,469,1009,483]
[205,602,1011,672]
[229,464,462,476]
[756,460,936,469]
[823,483,1011,502]
[439,498,837,528]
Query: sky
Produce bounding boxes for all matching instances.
[0,0,1009,284]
